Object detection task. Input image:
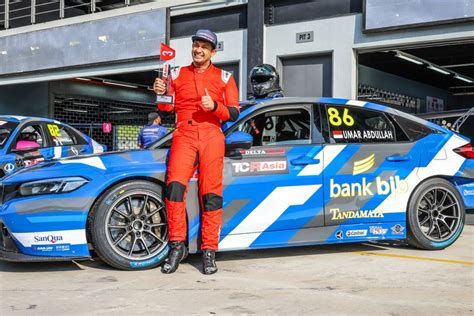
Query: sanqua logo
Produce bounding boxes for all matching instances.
[34,235,64,244]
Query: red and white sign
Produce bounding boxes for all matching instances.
[160,43,176,61]
[103,122,112,134]
[332,130,343,139]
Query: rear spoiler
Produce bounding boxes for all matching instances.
[416,107,473,133]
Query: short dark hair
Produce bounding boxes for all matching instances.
[148,112,160,124]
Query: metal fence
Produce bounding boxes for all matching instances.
[0,1,153,30]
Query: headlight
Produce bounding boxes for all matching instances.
[19,177,89,196]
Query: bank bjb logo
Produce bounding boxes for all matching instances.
[330,176,408,198]
[34,235,64,244]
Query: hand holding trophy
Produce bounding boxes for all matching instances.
[155,43,176,104]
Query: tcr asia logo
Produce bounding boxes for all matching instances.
[231,160,288,176]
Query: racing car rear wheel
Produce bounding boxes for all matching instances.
[89,181,169,270]
[407,178,465,250]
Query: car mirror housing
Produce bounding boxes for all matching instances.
[225,131,253,150]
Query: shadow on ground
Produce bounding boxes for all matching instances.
[0,239,413,273]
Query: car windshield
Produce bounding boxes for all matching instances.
[0,120,19,149]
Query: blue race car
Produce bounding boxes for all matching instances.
[0,116,105,178]
[0,98,473,270]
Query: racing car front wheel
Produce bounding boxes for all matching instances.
[407,178,465,250]
[89,180,169,270]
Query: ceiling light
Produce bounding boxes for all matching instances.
[102,80,138,89]
[98,35,108,43]
[454,75,473,83]
[1,51,7,55]
[395,52,423,65]
[108,110,133,114]
[73,102,98,107]
[64,108,88,113]
[110,106,133,111]
[427,65,450,75]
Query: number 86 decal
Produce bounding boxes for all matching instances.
[327,107,355,127]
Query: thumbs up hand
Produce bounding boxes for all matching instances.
[201,88,215,112]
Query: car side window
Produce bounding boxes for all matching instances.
[326,105,395,143]
[14,124,46,150]
[236,108,311,146]
[45,123,74,146]
[392,115,438,141]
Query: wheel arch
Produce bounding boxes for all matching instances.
[405,175,458,218]
[85,176,166,246]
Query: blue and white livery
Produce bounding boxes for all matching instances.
[0,98,472,270]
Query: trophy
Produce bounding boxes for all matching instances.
[156,43,176,104]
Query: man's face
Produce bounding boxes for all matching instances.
[192,40,216,66]
[154,117,161,125]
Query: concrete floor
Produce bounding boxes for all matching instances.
[1,224,473,315]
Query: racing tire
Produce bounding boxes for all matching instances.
[406,178,465,250]
[88,180,170,270]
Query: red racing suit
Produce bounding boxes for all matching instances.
[158,63,239,250]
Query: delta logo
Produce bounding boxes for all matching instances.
[330,176,408,198]
[353,154,375,175]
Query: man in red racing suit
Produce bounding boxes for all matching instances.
[154,29,239,274]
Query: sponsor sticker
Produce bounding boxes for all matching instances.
[330,208,384,220]
[71,147,79,156]
[330,176,408,198]
[34,234,64,244]
[353,154,375,175]
[391,224,405,235]
[32,245,54,252]
[239,148,285,156]
[346,230,367,237]
[32,244,71,252]
[231,159,288,176]
[463,189,474,196]
[335,231,343,239]
[369,226,388,235]
[3,163,15,173]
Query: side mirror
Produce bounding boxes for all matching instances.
[225,131,253,150]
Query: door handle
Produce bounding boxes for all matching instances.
[291,156,320,165]
[386,154,411,162]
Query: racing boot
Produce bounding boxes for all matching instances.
[161,241,188,274]
[202,250,218,275]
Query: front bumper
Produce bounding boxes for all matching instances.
[0,222,89,262]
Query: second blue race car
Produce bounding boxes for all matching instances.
[0,115,105,178]
[0,98,472,270]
